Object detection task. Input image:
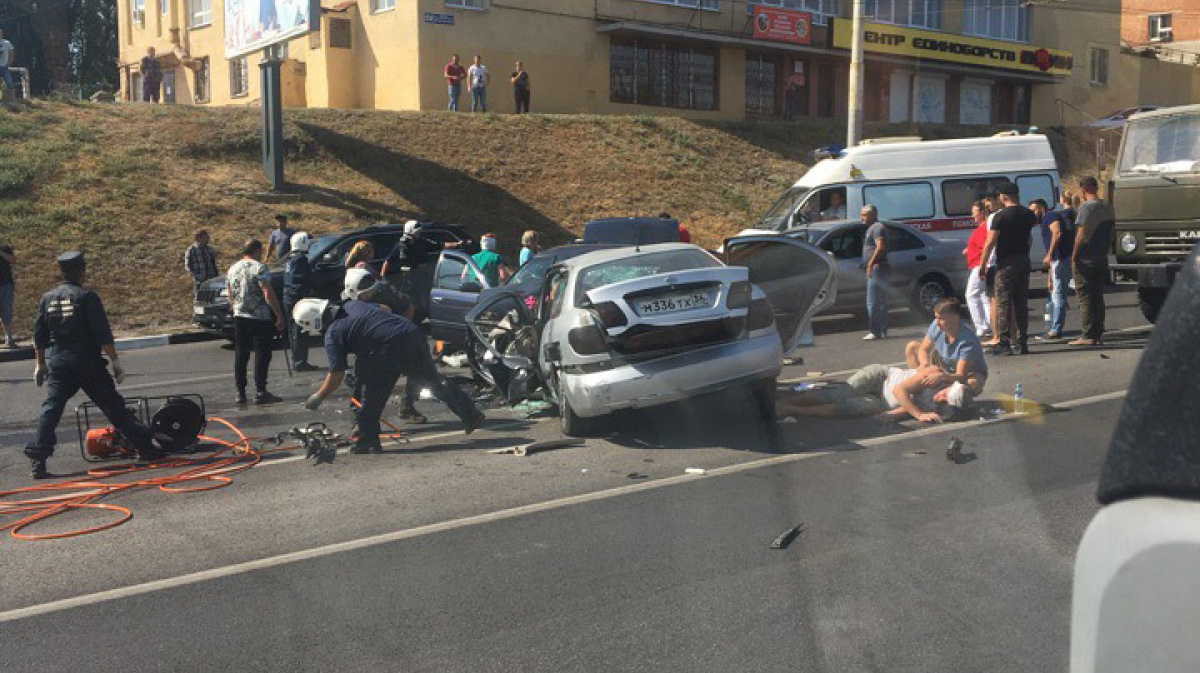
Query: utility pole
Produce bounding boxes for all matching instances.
[846,0,865,149]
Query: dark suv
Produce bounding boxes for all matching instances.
[193,222,473,334]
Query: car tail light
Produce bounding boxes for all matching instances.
[747,297,774,330]
[569,325,609,355]
[726,281,752,309]
[592,300,628,328]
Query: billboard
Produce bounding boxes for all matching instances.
[225,0,318,59]
[752,6,812,46]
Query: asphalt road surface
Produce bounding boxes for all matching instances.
[0,289,1153,672]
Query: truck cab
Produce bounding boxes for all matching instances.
[1110,104,1200,323]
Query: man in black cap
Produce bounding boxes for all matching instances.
[977,182,1038,355]
[24,252,164,479]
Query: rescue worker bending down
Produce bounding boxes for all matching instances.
[297,293,485,454]
[24,252,164,479]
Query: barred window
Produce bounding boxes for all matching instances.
[963,0,1028,42]
[745,53,777,116]
[865,0,941,30]
[230,57,249,97]
[610,39,718,111]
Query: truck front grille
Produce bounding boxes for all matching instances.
[1143,232,1197,257]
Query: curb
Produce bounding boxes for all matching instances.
[0,331,222,364]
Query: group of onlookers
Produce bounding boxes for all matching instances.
[961,176,1114,354]
[444,54,531,114]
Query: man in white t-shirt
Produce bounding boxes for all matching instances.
[0,29,16,94]
[468,54,490,113]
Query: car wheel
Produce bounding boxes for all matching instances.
[559,378,600,438]
[912,274,953,318]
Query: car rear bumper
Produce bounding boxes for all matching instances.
[560,332,783,418]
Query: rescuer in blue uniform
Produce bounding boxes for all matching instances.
[298,294,484,453]
[24,252,163,479]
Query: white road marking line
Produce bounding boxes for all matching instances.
[259,421,535,467]
[0,388,1129,624]
[119,374,233,392]
[780,363,905,385]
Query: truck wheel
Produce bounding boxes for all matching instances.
[1138,287,1168,324]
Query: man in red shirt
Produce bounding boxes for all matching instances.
[445,54,467,111]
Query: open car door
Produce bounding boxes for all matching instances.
[464,290,543,403]
[429,251,492,347]
[722,235,837,355]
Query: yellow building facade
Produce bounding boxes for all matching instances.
[118,0,1199,127]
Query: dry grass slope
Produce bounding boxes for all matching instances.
[0,100,1081,336]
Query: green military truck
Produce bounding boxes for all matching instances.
[1109,104,1200,323]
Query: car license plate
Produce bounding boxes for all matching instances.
[636,291,713,316]
[193,306,205,315]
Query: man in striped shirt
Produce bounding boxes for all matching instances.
[184,230,218,297]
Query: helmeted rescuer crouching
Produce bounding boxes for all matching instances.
[294,278,485,454]
[24,252,165,479]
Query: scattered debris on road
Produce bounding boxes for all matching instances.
[946,436,977,465]
[770,524,805,549]
[512,400,556,419]
[486,439,585,456]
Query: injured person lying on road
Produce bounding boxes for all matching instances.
[779,298,987,423]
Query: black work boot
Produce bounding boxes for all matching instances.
[1015,340,1030,356]
[399,406,428,424]
[30,458,49,480]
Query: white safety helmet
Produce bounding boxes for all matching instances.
[403,219,420,236]
[293,298,331,335]
[342,268,377,301]
[290,231,312,254]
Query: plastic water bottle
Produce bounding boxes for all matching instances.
[1013,383,1025,415]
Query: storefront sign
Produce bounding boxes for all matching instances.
[831,20,1073,76]
[753,6,812,46]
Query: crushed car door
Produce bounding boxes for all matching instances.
[722,235,837,355]
[429,251,492,346]
[465,290,542,402]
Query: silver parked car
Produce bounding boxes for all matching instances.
[782,219,970,318]
[464,239,837,437]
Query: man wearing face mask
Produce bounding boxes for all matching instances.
[471,232,511,287]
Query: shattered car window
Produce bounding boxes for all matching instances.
[575,249,721,303]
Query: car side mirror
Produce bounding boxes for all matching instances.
[460,281,482,294]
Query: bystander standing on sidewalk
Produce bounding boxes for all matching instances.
[226,239,285,405]
[861,204,889,340]
[183,230,219,298]
[0,29,15,95]
[468,55,490,113]
[1031,198,1072,340]
[511,61,530,114]
[1070,177,1115,346]
[265,214,294,262]
[963,201,991,338]
[0,241,17,347]
[139,47,162,103]
[978,182,1037,356]
[445,54,467,111]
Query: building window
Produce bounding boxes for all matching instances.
[749,0,838,26]
[131,0,145,28]
[446,0,485,9]
[963,0,1028,42]
[1090,47,1109,86]
[188,0,210,27]
[745,53,777,116]
[372,0,395,12]
[610,38,718,111]
[161,0,169,15]
[865,0,941,30]
[195,57,210,102]
[630,0,719,9]
[230,57,249,97]
[1149,14,1173,43]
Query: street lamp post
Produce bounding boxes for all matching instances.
[847,0,865,149]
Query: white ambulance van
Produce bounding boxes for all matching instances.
[749,133,1061,264]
